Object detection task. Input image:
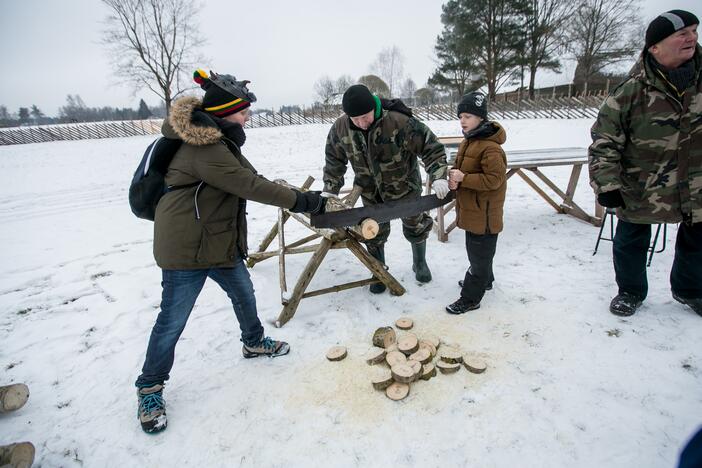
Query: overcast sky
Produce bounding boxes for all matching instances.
[0,0,699,116]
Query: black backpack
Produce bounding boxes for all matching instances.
[128,137,197,221]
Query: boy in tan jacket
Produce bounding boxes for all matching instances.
[446,92,507,314]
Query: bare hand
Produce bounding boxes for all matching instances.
[449,169,465,184]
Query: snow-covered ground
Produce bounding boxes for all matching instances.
[0,119,699,467]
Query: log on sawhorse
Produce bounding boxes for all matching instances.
[247,176,405,328]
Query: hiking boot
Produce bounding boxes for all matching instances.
[242,336,290,358]
[458,279,493,291]
[0,442,35,468]
[367,244,387,294]
[672,293,702,316]
[609,293,644,317]
[445,297,480,314]
[0,383,29,413]
[411,241,432,283]
[137,384,167,434]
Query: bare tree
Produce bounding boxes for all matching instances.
[568,0,641,89]
[399,78,417,101]
[336,75,354,94]
[522,0,575,98]
[314,75,336,105]
[101,0,205,113]
[370,46,405,97]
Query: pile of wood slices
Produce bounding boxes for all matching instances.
[325,317,487,401]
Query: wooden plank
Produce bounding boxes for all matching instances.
[278,208,288,302]
[301,278,380,299]
[515,170,564,213]
[275,238,333,327]
[345,238,405,296]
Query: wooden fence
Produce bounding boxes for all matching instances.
[0,95,604,146]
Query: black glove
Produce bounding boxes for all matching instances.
[290,190,326,215]
[597,190,626,209]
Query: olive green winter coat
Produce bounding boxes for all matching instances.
[589,46,702,224]
[153,97,297,269]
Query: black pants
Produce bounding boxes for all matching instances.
[613,220,702,299]
[460,231,498,303]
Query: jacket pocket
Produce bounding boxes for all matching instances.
[196,219,234,264]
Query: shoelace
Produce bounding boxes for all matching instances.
[140,392,164,414]
[260,336,276,351]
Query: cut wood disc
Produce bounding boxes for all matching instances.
[406,359,422,381]
[372,326,397,349]
[397,333,419,355]
[385,382,410,401]
[395,317,414,330]
[436,361,461,374]
[360,218,380,239]
[418,340,437,359]
[371,369,394,390]
[326,346,347,361]
[365,347,387,365]
[386,350,407,367]
[385,343,399,353]
[409,348,432,365]
[424,334,440,349]
[439,348,463,364]
[463,357,487,374]
[390,363,415,384]
[420,363,436,381]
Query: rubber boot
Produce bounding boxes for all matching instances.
[367,244,387,294]
[0,442,35,468]
[412,241,432,283]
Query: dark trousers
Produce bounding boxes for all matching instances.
[135,261,264,387]
[460,231,498,303]
[613,220,702,299]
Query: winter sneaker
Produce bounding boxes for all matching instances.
[458,279,493,291]
[242,336,290,358]
[137,384,167,434]
[367,244,387,294]
[411,241,432,283]
[609,293,644,317]
[0,442,35,468]
[445,297,481,314]
[672,293,702,316]
[0,383,29,413]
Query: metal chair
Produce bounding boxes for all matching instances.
[592,208,667,267]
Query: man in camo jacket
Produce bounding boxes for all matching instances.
[323,84,449,293]
[589,9,702,317]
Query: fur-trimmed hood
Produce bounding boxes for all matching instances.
[164,96,223,146]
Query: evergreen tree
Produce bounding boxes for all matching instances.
[18,107,30,124]
[432,0,529,99]
[137,99,152,119]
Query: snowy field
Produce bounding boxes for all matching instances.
[0,119,700,467]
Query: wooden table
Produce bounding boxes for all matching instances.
[431,138,602,242]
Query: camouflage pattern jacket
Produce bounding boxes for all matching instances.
[323,109,448,203]
[589,45,702,225]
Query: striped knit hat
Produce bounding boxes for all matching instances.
[194,69,255,117]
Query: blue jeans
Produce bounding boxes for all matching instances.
[135,261,264,387]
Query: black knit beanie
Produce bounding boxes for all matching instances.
[457,92,488,120]
[645,10,699,49]
[342,85,376,117]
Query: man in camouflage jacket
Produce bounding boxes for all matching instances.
[323,84,449,293]
[589,9,702,317]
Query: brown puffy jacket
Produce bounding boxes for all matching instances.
[454,122,507,234]
[153,97,297,269]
